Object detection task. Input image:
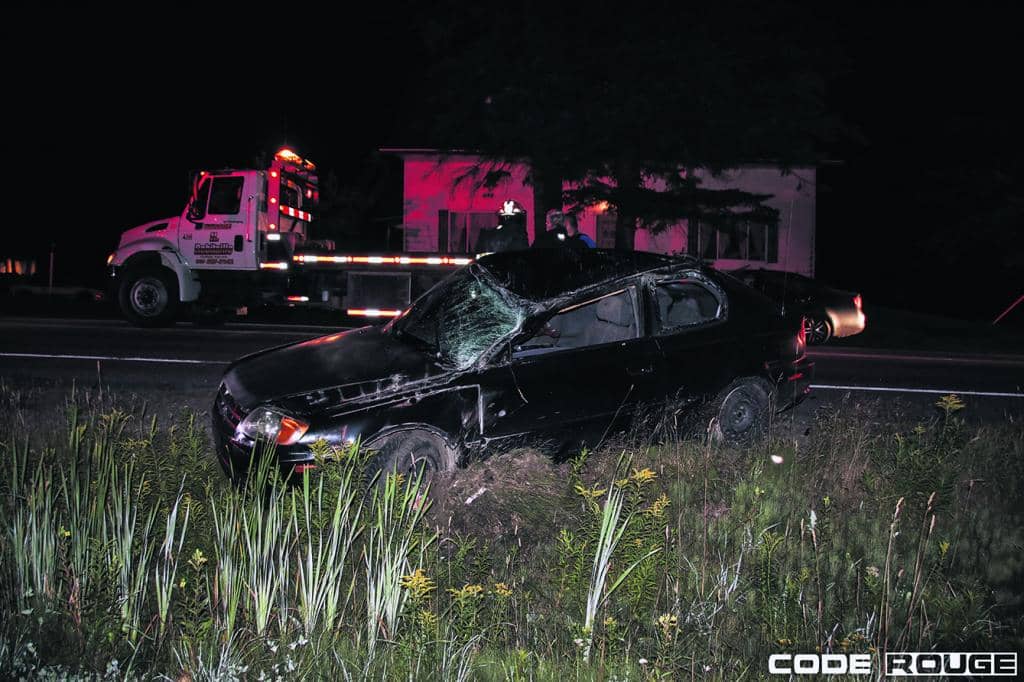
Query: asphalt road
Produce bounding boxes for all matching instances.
[1,317,1022,420]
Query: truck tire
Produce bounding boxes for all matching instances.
[119,267,179,327]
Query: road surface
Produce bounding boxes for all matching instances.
[1,317,1021,421]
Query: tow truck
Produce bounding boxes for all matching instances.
[107,149,471,326]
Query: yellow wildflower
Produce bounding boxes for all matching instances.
[574,483,607,502]
[614,477,630,488]
[645,493,670,519]
[419,609,438,628]
[188,548,207,571]
[400,568,436,598]
[938,540,951,558]
[935,394,965,414]
[630,468,657,485]
[604,616,617,627]
[493,582,513,598]
[657,613,678,639]
[448,583,484,600]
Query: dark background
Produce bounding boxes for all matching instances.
[6,4,1021,320]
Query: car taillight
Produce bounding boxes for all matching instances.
[797,318,807,353]
[854,294,862,311]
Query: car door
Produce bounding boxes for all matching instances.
[646,272,738,411]
[478,285,661,452]
[180,172,257,270]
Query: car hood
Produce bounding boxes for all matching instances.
[222,325,448,411]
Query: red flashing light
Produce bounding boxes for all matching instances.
[269,223,277,230]
[270,197,278,204]
[270,170,279,178]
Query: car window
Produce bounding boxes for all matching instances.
[653,279,723,333]
[513,288,637,357]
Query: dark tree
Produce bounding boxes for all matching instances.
[405,2,845,247]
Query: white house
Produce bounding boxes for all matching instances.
[384,149,817,276]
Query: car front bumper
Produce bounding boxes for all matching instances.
[211,384,314,482]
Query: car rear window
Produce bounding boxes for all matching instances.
[654,279,723,332]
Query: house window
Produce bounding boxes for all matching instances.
[687,219,777,263]
[595,213,618,249]
[442,211,496,253]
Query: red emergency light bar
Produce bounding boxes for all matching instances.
[293,254,473,266]
[347,308,403,318]
[280,205,312,221]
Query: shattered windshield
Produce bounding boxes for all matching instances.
[392,266,527,370]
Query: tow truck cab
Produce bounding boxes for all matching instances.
[108,148,477,327]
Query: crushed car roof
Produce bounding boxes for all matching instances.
[476,249,694,301]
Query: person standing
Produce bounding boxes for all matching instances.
[531,209,570,248]
[476,199,530,253]
[564,213,596,248]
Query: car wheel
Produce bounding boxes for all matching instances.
[803,313,832,345]
[367,430,456,490]
[119,268,179,327]
[708,378,773,446]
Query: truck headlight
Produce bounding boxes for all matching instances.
[235,408,309,445]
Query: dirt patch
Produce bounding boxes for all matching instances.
[424,448,579,550]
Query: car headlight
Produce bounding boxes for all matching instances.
[235,408,309,445]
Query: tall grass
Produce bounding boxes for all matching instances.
[0,388,1020,679]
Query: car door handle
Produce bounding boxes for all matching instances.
[627,365,653,376]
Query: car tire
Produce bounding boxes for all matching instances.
[119,267,179,327]
[707,377,774,446]
[366,430,457,489]
[803,313,832,345]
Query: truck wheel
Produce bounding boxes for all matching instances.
[706,377,774,446]
[119,268,179,327]
[366,430,456,491]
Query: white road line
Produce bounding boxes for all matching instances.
[811,384,1024,398]
[0,352,225,365]
[808,350,1024,366]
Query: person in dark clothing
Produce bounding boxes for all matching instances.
[532,209,571,249]
[564,213,596,248]
[476,199,530,253]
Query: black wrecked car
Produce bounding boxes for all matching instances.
[213,249,812,481]
[729,268,866,345]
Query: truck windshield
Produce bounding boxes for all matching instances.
[391,266,527,370]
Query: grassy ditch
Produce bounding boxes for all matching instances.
[0,386,1021,680]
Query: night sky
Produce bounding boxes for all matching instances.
[8,5,1022,320]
